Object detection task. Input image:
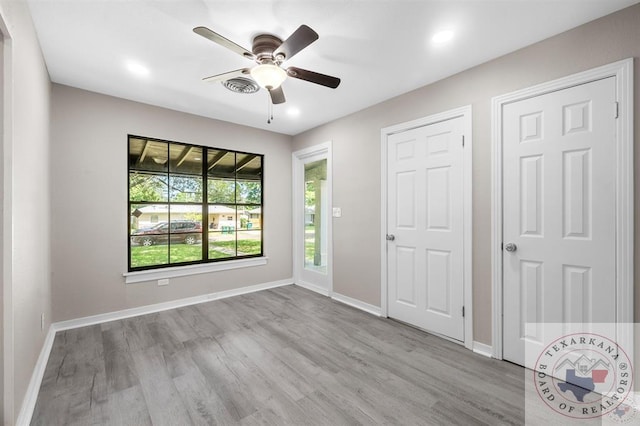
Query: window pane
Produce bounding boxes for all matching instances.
[168,205,202,264]
[207,204,236,259]
[207,178,235,203]
[236,180,261,204]
[129,138,168,173]
[236,205,261,230]
[304,159,328,274]
[236,154,262,180]
[237,230,262,256]
[248,207,262,229]
[169,175,203,203]
[129,172,168,202]
[130,204,169,268]
[207,149,235,179]
[170,144,203,175]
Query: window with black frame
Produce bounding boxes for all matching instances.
[128,135,263,271]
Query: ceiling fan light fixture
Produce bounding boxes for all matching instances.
[250,64,287,90]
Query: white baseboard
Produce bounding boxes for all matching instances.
[293,282,382,317]
[15,325,56,426]
[331,292,382,317]
[55,293,208,331]
[472,341,493,358]
[294,280,330,297]
[54,278,293,331]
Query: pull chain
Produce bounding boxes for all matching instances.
[266,93,274,124]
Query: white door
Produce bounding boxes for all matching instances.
[387,116,465,341]
[502,77,617,367]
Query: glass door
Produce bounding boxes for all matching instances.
[293,143,332,294]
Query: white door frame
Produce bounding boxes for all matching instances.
[1,16,14,425]
[491,58,634,360]
[292,141,333,296]
[381,105,473,350]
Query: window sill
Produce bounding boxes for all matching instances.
[123,257,268,284]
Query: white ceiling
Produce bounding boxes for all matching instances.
[28,0,638,135]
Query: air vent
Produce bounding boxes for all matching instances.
[222,77,260,94]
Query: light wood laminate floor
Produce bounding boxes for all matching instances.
[32,285,531,425]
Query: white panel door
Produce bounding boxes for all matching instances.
[502,77,617,367]
[387,116,465,341]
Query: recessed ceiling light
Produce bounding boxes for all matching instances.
[431,30,454,44]
[287,107,301,117]
[125,60,150,78]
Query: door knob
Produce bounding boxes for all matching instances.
[386,234,395,241]
[504,242,517,252]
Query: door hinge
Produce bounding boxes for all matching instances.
[462,306,465,317]
[501,242,504,251]
[462,135,465,147]
[614,101,619,119]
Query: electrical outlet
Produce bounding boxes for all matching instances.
[41,313,45,331]
[158,278,169,286]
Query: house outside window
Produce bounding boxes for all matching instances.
[128,135,263,271]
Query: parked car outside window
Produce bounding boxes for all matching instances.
[131,220,202,246]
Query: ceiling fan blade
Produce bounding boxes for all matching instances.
[273,25,318,60]
[202,68,250,83]
[268,86,286,104]
[286,67,341,89]
[193,26,255,60]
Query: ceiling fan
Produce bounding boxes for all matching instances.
[193,24,341,105]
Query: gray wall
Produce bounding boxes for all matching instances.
[50,85,293,322]
[0,0,52,422]
[292,4,640,345]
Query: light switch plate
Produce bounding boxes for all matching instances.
[332,207,342,217]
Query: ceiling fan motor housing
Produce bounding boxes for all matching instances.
[252,34,283,63]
